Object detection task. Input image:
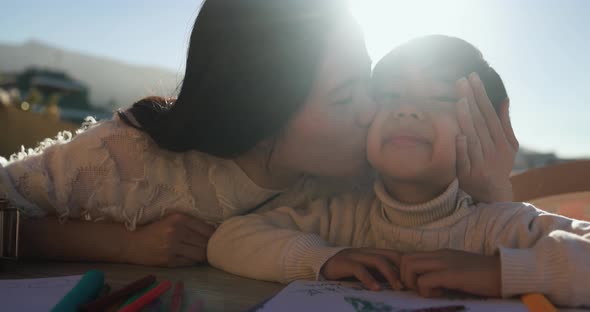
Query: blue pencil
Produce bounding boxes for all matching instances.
[51,269,105,312]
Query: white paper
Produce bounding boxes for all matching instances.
[0,275,82,312]
[259,281,528,312]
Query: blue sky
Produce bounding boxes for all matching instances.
[1,0,589,158]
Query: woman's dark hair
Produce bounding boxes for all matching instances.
[125,0,351,158]
[372,35,508,113]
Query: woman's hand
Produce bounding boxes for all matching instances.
[399,249,502,298]
[321,248,403,291]
[124,213,216,267]
[455,73,519,202]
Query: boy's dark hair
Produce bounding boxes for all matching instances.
[372,35,508,113]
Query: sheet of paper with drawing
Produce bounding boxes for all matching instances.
[0,275,82,311]
[258,281,528,312]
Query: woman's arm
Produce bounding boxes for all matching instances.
[20,213,215,267]
[20,217,133,263]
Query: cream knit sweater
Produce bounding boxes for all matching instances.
[208,179,590,307]
[0,113,355,230]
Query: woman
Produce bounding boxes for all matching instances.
[2,0,517,267]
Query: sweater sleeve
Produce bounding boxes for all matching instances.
[208,192,373,283]
[481,202,590,307]
[0,118,102,218]
[0,117,172,229]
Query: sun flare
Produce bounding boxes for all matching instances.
[349,0,478,64]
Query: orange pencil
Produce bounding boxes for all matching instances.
[521,293,558,312]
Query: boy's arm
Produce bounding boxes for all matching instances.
[208,193,370,283]
[484,203,590,307]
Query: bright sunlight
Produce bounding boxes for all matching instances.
[349,0,500,63]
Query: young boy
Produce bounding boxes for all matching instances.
[207,35,590,308]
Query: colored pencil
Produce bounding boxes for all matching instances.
[79,274,156,312]
[186,298,204,312]
[169,281,184,312]
[521,293,558,312]
[51,269,104,312]
[118,280,172,312]
[143,298,163,312]
[98,284,111,298]
[119,281,158,308]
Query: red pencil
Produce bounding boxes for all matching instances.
[80,275,156,312]
[118,280,172,312]
[169,281,184,312]
[186,298,204,312]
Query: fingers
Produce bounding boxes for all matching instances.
[351,253,402,290]
[457,78,492,153]
[416,270,460,298]
[164,213,216,238]
[400,255,446,291]
[171,227,208,262]
[322,249,402,291]
[175,241,207,263]
[362,248,403,266]
[455,98,484,172]
[455,134,470,178]
[351,263,381,291]
[177,227,208,249]
[468,73,506,145]
[183,217,216,238]
[499,100,519,150]
[456,77,493,155]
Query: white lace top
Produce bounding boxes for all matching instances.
[0,114,359,230]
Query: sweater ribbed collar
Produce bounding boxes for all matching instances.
[374,179,463,227]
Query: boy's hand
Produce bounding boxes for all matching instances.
[124,213,216,267]
[399,249,501,298]
[455,73,519,203]
[321,248,403,291]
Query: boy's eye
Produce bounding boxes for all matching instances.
[333,97,354,106]
[378,92,402,101]
[431,96,458,103]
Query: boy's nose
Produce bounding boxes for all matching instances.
[393,104,424,121]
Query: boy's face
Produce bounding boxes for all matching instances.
[367,60,460,185]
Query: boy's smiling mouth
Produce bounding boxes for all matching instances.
[384,130,431,148]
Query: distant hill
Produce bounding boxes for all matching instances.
[0,40,181,109]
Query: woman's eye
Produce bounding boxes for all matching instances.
[432,96,458,103]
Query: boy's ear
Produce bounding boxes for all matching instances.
[254,136,276,152]
[500,98,510,117]
[498,97,519,149]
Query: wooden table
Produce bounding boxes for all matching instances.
[0,260,284,312]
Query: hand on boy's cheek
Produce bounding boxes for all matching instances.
[399,249,501,298]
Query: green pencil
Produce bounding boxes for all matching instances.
[118,281,158,309]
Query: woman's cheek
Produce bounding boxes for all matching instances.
[366,113,388,169]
